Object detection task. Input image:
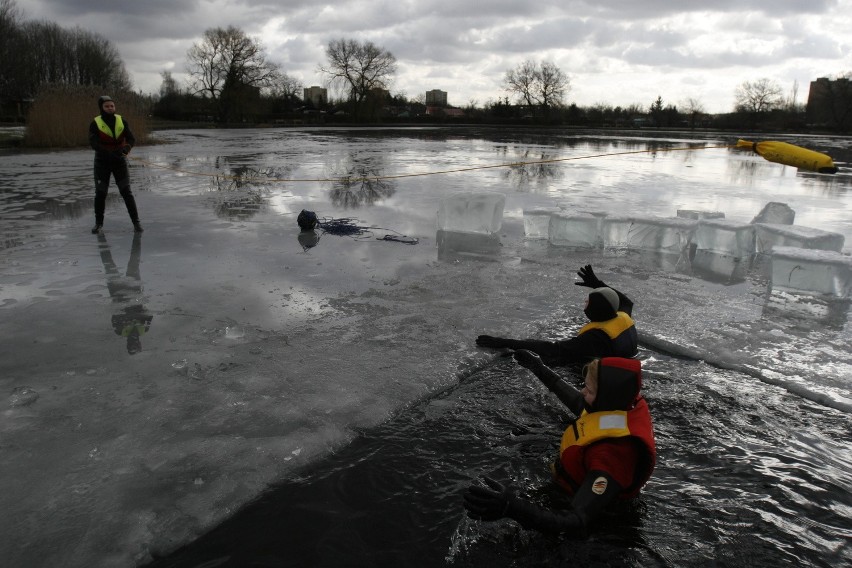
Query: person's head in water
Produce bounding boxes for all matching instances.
[580,357,641,411]
[583,286,619,322]
[98,95,115,115]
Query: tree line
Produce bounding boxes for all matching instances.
[0,0,130,110]
[2,0,850,132]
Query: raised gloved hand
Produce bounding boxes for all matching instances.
[513,349,543,372]
[476,334,508,348]
[463,477,514,522]
[575,264,605,288]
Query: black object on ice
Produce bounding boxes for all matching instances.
[296,210,418,244]
[297,209,318,231]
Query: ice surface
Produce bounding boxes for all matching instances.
[694,219,755,258]
[677,209,725,220]
[602,216,697,254]
[522,207,561,239]
[548,212,605,248]
[436,191,505,235]
[754,223,845,253]
[770,246,852,297]
[751,201,795,225]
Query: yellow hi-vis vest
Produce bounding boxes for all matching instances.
[94,114,125,141]
[577,311,634,338]
[560,409,631,452]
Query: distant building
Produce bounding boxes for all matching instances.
[806,77,852,131]
[425,89,448,107]
[303,86,327,108]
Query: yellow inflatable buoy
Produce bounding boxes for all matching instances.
[736,139,838,174]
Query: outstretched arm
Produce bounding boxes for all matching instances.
[476,335,565,361]
[463,471,624,535]
[575,264,633,316]
[513,350,585,415]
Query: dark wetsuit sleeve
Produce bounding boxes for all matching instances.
[610,286,634,317]
[552,331,614,366]
[519,356,586,415]
[123,120,136,147]
[506,470,624,534]
[505,497,585,535]
[89,121,103,152]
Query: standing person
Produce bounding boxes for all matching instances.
[89,95,143,234]
[476,265,637,367]
[463,351,656,534]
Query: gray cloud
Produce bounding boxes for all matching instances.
[18,0,852,113]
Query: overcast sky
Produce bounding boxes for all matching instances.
[21,0,852,113]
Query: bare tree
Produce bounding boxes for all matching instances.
[681,97,706,128]
[267,73,302,99]
[504,60,539,107]
[537,61,570,109]
[186,26,281,101]
[504,60,570,112]
[159,70,179,98]
[734,78,783,113]
[319,38,397,110]
[0,0,23,98]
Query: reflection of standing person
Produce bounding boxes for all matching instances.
[99,233,153,354]
[89,95,143,234]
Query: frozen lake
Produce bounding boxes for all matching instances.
[1,127,851,567]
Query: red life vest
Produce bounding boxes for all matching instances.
[554,397,656,499]
[94,114,126,151]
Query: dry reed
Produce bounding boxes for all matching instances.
[23,84,150,148]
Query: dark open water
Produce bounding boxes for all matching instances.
[147,346,851,568]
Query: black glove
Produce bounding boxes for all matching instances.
[111,149,125,159]
[513,349,543,372]
[463,477,513,522]
[575,264,605,288]
[476,334,508,348]
[121,144,132,156]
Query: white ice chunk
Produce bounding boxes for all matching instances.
[437,192,505,235]
[751,202,795,225]
[770,246,852,298]
[691,250,749,284]
[548,212,605,248]
[754,223,845,253]
[436,230,501,261]
[602,216,697,254]
[522,207,560,239]
[694,219,755,258]
[677,209,725,220]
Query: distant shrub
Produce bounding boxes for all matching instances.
[23,84,150,148]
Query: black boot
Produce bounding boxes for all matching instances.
[133,221,144,233]
[91,224,103,234]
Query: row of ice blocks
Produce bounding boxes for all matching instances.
[771,246,852,298]
[526,210,846,256]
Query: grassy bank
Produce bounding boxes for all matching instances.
[22,84,150,149]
